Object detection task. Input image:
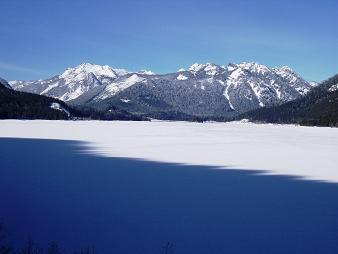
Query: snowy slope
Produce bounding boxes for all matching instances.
[10,63,129,101]
[0,120,337,183]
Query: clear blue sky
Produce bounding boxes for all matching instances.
[0,0,337,82]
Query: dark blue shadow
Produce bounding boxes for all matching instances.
[0,138,338,254]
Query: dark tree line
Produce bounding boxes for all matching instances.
[0,83,149,121]
[0,85,73,120]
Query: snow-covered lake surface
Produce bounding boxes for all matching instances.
[0,120,337,182]
[1,121,338,253]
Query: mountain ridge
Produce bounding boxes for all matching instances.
[10,62,313,119]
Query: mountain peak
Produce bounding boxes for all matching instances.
[277,66,295,72]
[137,70,155,75]
[236,62,271,75]
[60,63,119,80]
[273,66,305,83]
[188,63,206,73]
[188,63,223,76]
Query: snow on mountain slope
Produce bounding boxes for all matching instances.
[177,73,188,80]
[96,74,146,100]
[188,63,226,77]
[273,66,312,95]
[60,63,119,80]
[328,83,338,92]
[10,62,313,118]
[220,62,312,112]
[10,63,131,101]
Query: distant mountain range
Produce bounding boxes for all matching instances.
[10,62,314,119]
[236,74,338,127]
[6,61,336,127]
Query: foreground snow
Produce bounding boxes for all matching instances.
[0,120,337,183]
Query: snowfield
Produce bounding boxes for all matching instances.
[0,120,337,183]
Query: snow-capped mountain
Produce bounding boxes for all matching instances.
[11,62,313,119]
[10,63,129,101]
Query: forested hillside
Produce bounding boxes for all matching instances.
[237,74,338,127]
[0,81,77,119]
[0,79,147,121]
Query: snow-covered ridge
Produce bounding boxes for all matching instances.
[188,63,223,76]
[137,70,155,75]
[9,63,155,102]
[60,63,121,80]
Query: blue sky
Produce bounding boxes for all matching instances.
[0,0,337,81]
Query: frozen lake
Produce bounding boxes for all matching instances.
[0,121,338,253]
[0,120,338,182]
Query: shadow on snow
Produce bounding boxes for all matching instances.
[0,138,338,254]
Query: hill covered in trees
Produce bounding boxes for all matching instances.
[0,80,78,120]
[235,74,338,127]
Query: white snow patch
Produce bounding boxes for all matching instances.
[9,80,34,89]
[188,63,221,76]
[189,63,205,73]
[60,63,118,81]
[99,74,145,100]
[224,84,235,110]
[50,103,70,116]
[329,83,338,92]
[1,121,338,183]
[275,88,282,99]
[177,68,186,72]
[296,87,310,96]
[120,99,130,103]
[41,82,59,95]
[177,74,188,81]
[227,68,244,88]
[204,63,218,76]
[219,79,235,109]
[60,86,86,101]
[309,81,318,87]
[238,62,270,75]
[248,80,265,107]
[227,65,236,72]
[137,70,155,75]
